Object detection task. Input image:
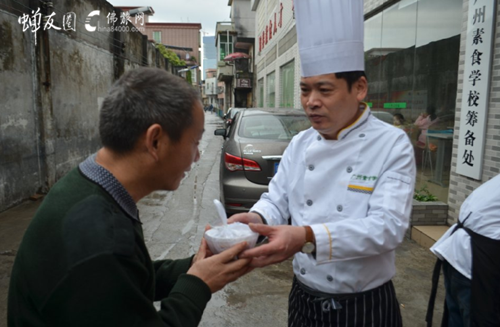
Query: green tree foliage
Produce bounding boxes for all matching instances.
[156,44,186,67]
[186,70,192,84]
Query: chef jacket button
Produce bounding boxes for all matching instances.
[346,166,353,173]
[359,133,365,138]
[300,268,306,275]
[308,165,315,171]
[326,275,333,282]
[337,205,343,212]
[306,199,313,206]
[317,135,321,141]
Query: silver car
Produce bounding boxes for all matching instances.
[214,108,311,215]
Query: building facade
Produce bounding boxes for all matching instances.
[205,69,220,109]
[253,0,300,110]
[214,0,256,114]
[230,0,256,110]
[216,21,237,113]
[144,22,202,83]
[145,23,201,62]
[252,0,500,224]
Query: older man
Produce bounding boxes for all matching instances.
[8,68,251,327]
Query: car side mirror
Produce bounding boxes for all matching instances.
[214,128,227,140]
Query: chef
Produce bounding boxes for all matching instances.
[228,0,416,326]
[427,174,500,327]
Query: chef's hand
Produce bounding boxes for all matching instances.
[238,224,306,267]
[227,212,265,225]
[187,241,253,293]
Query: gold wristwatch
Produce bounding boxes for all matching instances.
[301,226,315,254]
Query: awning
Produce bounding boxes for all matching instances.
[223,52,250,61]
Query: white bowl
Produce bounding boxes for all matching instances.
[204,223,259,254]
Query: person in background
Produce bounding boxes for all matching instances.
[8,67,252,327]
[415,105,439,146]
[426,174,500,327]
[228,1,416,326]
[393,113,405,129]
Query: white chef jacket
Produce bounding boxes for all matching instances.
[431,174,500,279]
[251,105,416,294]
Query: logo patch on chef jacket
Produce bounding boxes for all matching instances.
[348,174,377,194]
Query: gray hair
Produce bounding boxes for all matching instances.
[99,67,201,153]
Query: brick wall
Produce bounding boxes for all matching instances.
[447,0,500,225]
[411,201,448,226]
[407,201,448,238]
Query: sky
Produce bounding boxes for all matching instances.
[109,0,232,36]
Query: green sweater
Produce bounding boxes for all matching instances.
[8,168,211,326]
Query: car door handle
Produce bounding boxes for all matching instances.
[262,155,283,160]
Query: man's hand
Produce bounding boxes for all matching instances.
[227,212,264,225]
[187,242,252,293]
[192,225,213,264]
[238,224,306,267]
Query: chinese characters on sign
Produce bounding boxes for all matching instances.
[456,0,496,179]
[17,8,76,45]
[87,10,145,32]
[18,8,146,44]
[258,1,293,53]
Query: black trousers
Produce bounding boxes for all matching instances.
[288,277,403,327]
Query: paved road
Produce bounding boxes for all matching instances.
[0,111,444,327]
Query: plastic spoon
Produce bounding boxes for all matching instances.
[213,199,228,227]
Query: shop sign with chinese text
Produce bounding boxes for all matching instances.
[456,0,497,179]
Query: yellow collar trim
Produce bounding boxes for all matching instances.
[336,102,368,139]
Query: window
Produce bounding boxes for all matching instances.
[152,31,161,43]
[219,34,234,61]
[266,71,276,108]
[364,0,462,201]
[280,60,295,108]
[258,78,264,107]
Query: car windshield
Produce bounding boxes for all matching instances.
[238,114,310,140]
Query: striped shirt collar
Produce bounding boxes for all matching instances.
[79,154,140,222]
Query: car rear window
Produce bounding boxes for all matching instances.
[238,114,310,140]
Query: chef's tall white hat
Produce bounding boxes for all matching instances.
[295,0,365,77]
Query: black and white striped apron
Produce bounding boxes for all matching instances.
[289,277,403,327]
